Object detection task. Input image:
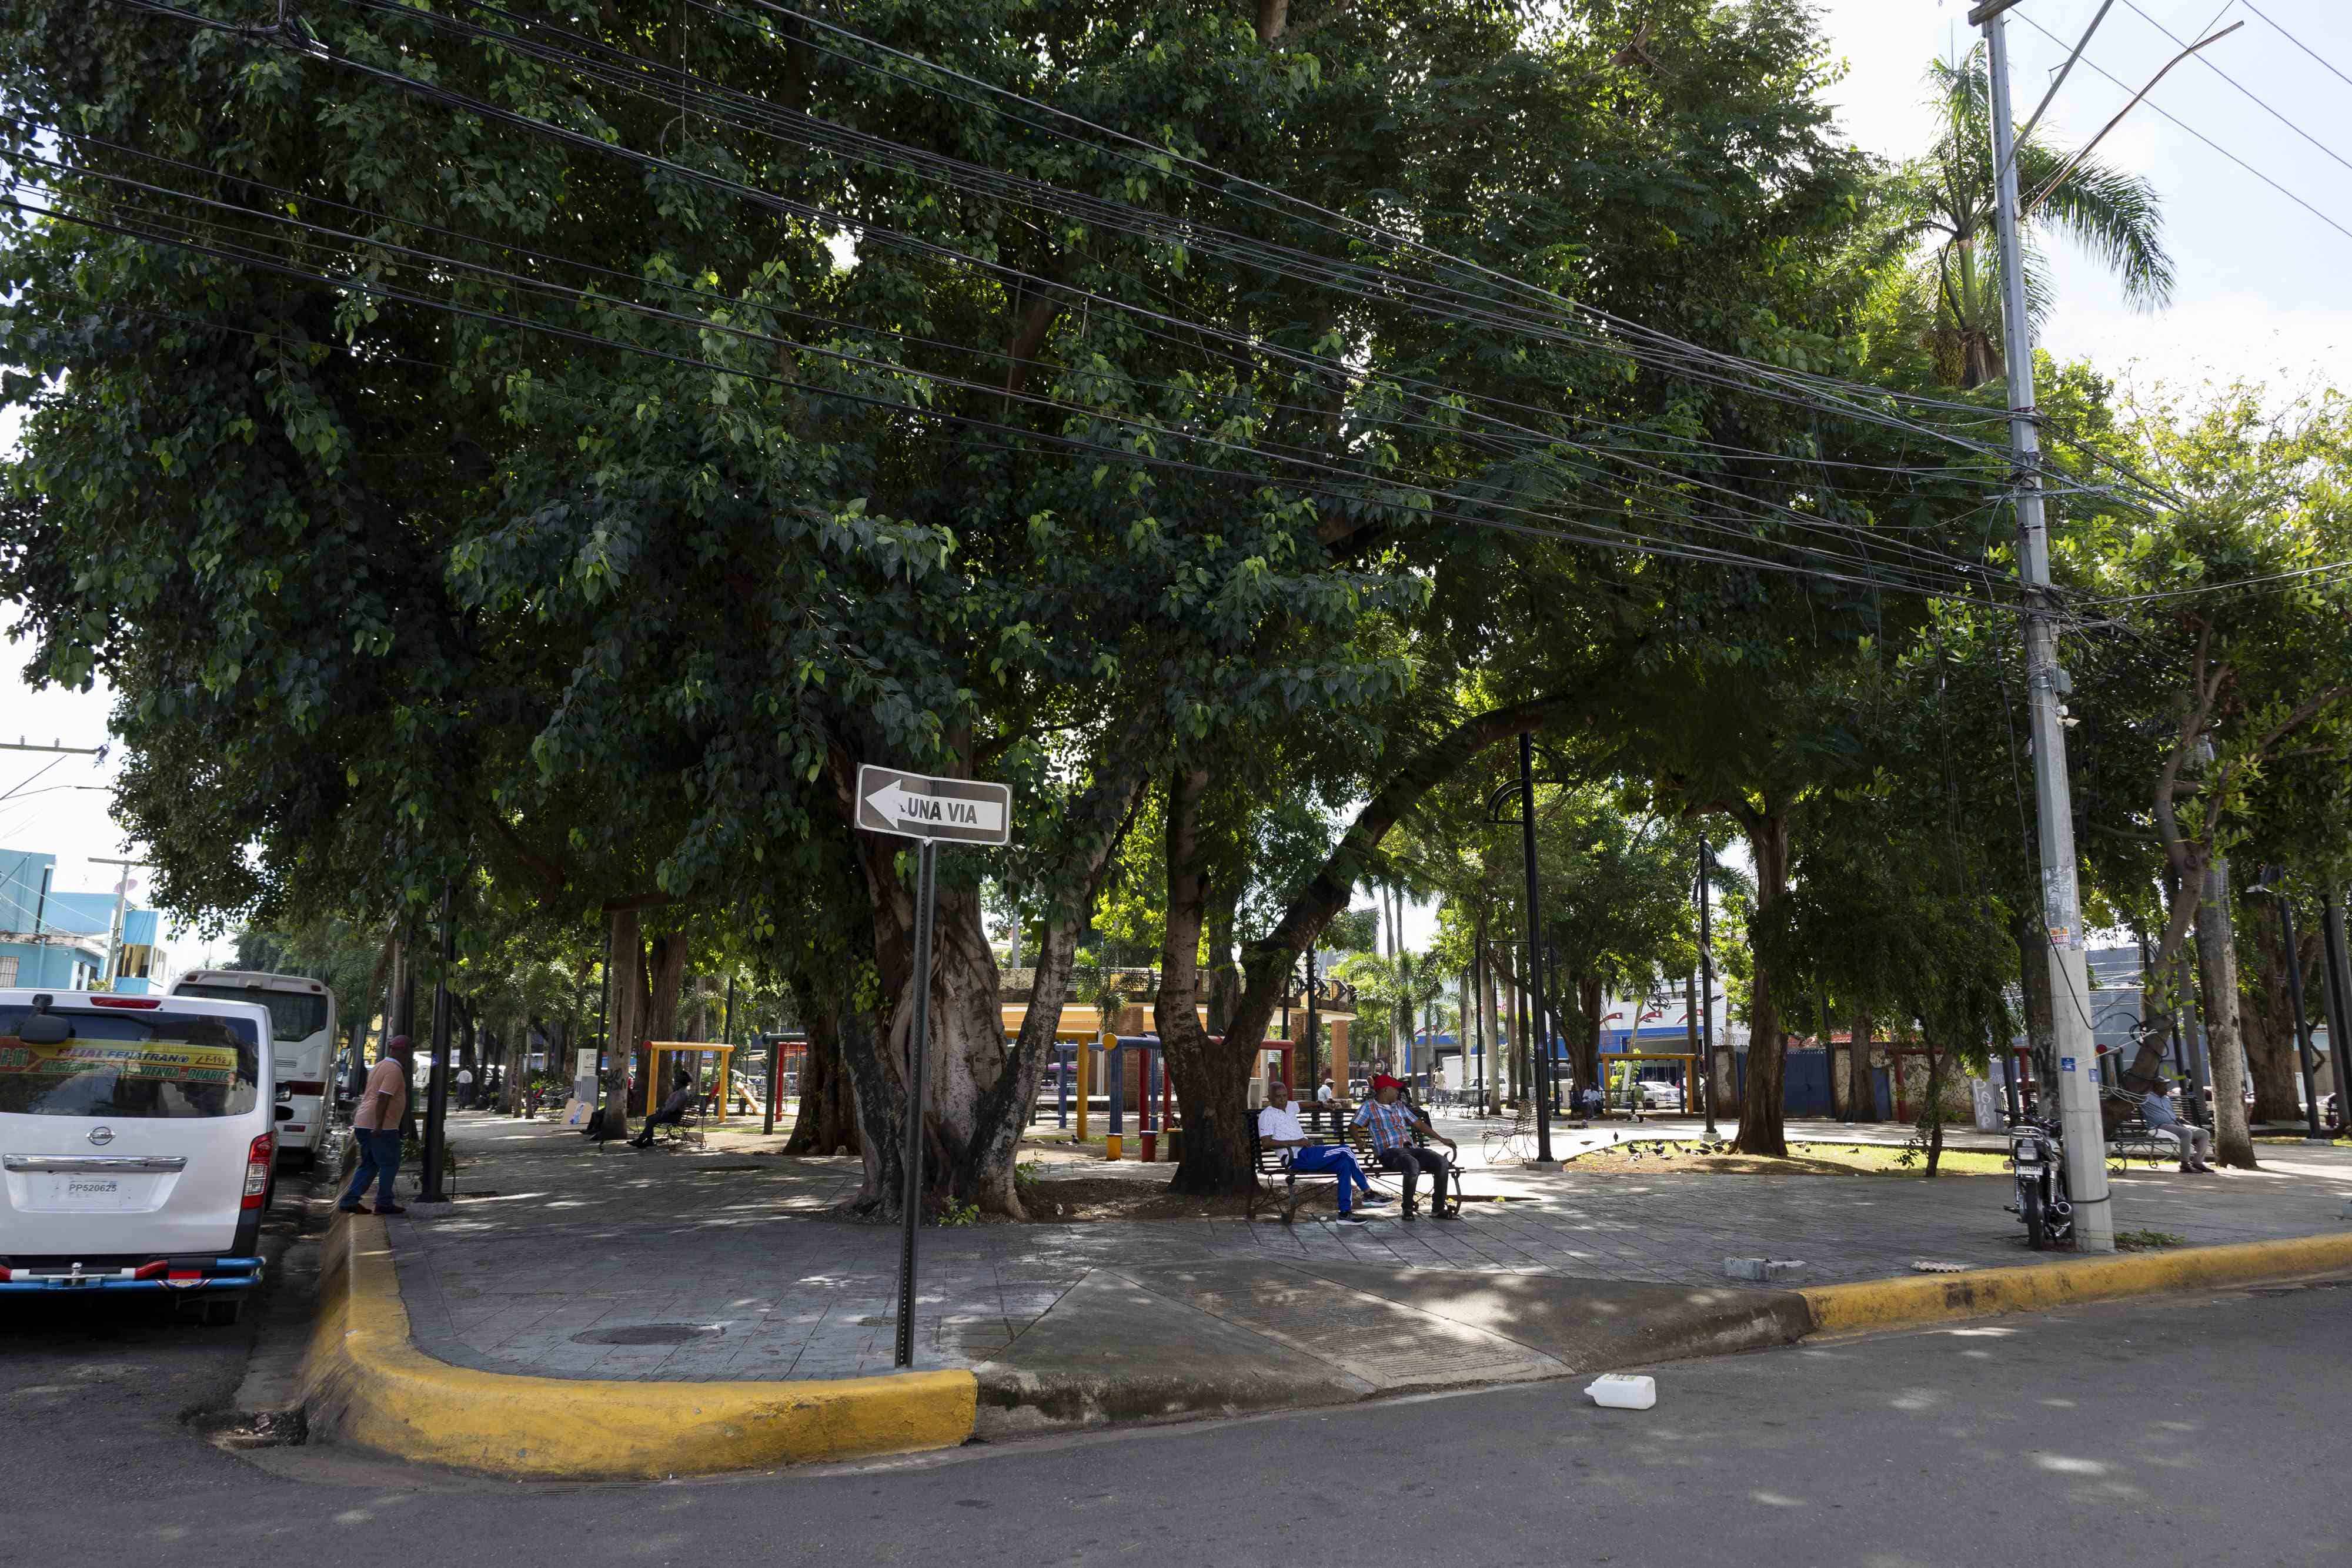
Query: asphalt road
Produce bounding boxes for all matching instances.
[3,1259,2347,1566]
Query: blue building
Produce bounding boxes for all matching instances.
[0,848,162,993]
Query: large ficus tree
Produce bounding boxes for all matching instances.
[4,0,2047,1205]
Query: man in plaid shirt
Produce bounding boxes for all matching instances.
[1353,1075,1458,1218]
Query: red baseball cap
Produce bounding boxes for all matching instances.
[1371,1074,1404,1091]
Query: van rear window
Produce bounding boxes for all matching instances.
[0,1009,262,1118]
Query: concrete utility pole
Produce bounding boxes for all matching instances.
[89,857,146,991]
[1981,2,2114,1251]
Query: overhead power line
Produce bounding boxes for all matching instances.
[5,135,2022,597]
[102,0,2187,524]
[2236,0,2352,94]
[2119,1,2352,180]
[2012,8,2352,248]
[16,180,2028,611]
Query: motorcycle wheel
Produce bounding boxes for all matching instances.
[2021,1183,2049,1250]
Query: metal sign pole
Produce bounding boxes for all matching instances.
[853,763,1010,1368]
[894,839,939,1368]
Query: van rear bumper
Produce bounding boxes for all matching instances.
[0,1255,264,1292]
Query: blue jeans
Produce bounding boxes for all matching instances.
[342,1129,403,1208]
[1289,1145,1371,1212]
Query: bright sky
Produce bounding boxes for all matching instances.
[8,0,2348,965]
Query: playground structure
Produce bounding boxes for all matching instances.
[645,1041,737,1124]
[1071,1034,1298,1160]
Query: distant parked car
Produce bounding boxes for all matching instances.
[1638,1079,1684,1111]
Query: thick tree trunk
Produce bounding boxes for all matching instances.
[840,1002,916,1216]
[2195,862,2259,1168]
[1222,691,1583,1065]
[782,991,863,1156]
[601,907,641,1138]
[1848,1008,1878,1122]
[1574,974,1604,1095]
[2017,913,2057,1092]
[1160,767,1258,1197]
[1481,939,1501,1114]
[833,737,1148,1217]
[1736,807,1792,1156]
[645,932,688,1042]
[1922,1035,1947,1176]
[853,855,1005,1216]
[2241,911,2314,1124]
[1205,884,1241,1037]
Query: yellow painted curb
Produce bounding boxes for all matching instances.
[300,1216,977,1480]
[1803,1230,2352,1338]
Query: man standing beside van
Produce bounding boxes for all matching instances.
[339,1035,415,1215]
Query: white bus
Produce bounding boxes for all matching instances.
[168,969,338,1165]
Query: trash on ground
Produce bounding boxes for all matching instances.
[1585,1373,1656,1410]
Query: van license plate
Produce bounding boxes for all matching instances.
[23,1174,160,1212]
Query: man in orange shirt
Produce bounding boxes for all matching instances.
[339,1034,416,1216]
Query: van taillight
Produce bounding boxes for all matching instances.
[90,995,163,1009]
[242,1134,274,1207]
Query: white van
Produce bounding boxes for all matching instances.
[0,989,276,1323]
[168,969,336,1165]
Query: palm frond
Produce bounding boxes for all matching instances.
[2030,156,2175,310]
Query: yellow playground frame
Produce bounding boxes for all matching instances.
[645,1041,737,1124]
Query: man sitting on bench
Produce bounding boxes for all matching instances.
[630,1069,698,1148]
[1259,1078,1386,1221]
[1356,1074,1459,1219]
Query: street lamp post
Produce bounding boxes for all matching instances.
[1516,735,1555,1165]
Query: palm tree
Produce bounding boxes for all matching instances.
[1893,46,2171,387]
[1337,949,1451,1078]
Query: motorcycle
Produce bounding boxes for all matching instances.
[2004,1117,2073,1250]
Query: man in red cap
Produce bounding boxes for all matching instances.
[1353,1075,1458,1218]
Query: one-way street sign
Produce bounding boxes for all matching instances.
[856,764,1013,846]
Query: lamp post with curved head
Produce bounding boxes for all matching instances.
[1486,738,1563,1168]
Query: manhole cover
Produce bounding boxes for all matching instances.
[570,1323,725,1346]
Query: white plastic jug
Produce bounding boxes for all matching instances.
[1584,1373,1656,1410]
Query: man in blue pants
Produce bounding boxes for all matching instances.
[339,1034,415,1216]
[1258,1079,1387,1222]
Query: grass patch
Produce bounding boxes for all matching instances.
[1562,1139,2014,1176]
[2114,1229,2187,1251]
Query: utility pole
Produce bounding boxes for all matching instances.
[1982,2,2114,1251]
[1698,836,1720,1141]
[88,857,146,991]
[1,739,103,754]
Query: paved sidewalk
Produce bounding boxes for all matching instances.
[383,1112,2352,1397]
